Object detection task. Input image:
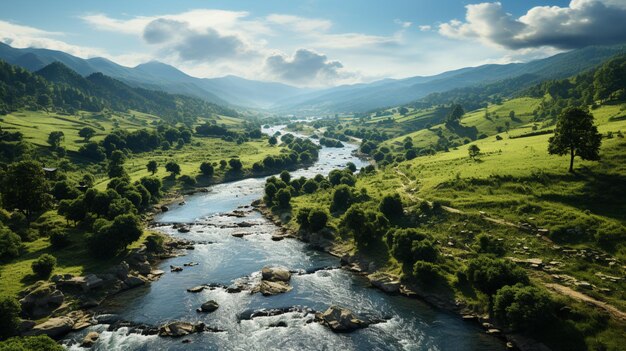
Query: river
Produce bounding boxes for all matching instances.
[64,126,504,350]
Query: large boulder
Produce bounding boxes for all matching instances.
[123,275,147,289]
[81,331,100,347]
[261,267,291,282]
[113,261,130,280]
[198,300,219,313]
[19,283,64,319]
[53,274,104,292]
[23,317,74,338]
[256,280,292,296]
[317,306,367,333]
[158,321,206,337]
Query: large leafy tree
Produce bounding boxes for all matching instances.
[78,127,96,142]
[548,108,602,173]
[47,131,64,149]
[0,161,52,221]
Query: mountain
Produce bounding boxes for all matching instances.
[0,42,307,108]
[271,44,626,114]
[0,59,237,123]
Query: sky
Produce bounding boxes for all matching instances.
[1,0,626,87]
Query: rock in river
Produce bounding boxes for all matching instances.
[197,300,219,313]
[317,306,368,333]
[158,321,206,337]
[261,266,291,282]
[81,331,100,347]
[256,280,293,296]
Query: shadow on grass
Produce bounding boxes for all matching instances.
[537,170,626,222]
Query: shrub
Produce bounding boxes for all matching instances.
[49,228,70,249]
[302,179,318,194]
[296,208,312,229]
[379,193,403,219]
[200,162,214,177]
[493,284,555,332]
[0,228,21,260]
[179,175,197,186]
[308,209,329,232]
[31,254,57,278]
[0,335,64,350]
[330,185,353,212]
[343,205,389,247]
[145,234,165,253]
[466,256,529,297]
[412,261,442,284]
[280,170,291,183]
[0,297,21,340]
[275,188,292,209]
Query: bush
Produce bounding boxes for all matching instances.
[412,261,442,284]
[87,214,143,258]
[493,284,555,332]
[275,188,292,209]
[280,170,291,183]
[0,335,64,350]
[0,297,20,340]
[200,162,214,177]
[308,209,329,232]
[379,194,403,219]
[330,185,354,212]
[296,208,312,229]
[466,256,529,297]
[343,205,389,247]
[179,175,197,186]
[49,228,70,249]
[0,228,21,260]
[145,234,165,253]
[31,254,57,278]
[302,179,318,194]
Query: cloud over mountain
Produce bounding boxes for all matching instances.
[142,18,247,61]
[439,0,626,50]
[265,49,350,85]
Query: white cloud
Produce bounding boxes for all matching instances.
[394,19,412,28]
[0,20,106,58]
[266,14,332,32]
[439,0,626,50]
[265,49,355,85]
[418,25,432,31]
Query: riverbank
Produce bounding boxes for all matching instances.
[256,203,550,351]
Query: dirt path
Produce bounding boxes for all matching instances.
[546,283,626,321]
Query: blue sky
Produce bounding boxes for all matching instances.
[1,0,624,86]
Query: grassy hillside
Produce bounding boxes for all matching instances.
[281,101,626,350]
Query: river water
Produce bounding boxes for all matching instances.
[64,126,504,351]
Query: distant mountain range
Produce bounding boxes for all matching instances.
[1,42,625,114]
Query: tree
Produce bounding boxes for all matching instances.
[0,297,21,340]
[308,208,329,232]
[268,136,277,146]
[548,107,602,172]
[87,214,142,258]
[31,254,56,278]
[78,127,96,142]
[146,160,158,175]
[447,104,464,122]
[379,193,403,219]
[494,284,554,332]
[331,185,353,212]
[0,161,52,221]
[275,188,291,208]
[468,144,481,161]
[466,256,529,298]
[228,158,243,171]
[165,161,181,177]
[0,227,21,260]
[302,179,318,194]
[200,162,214,177]
[280,170,291,183]
[47,131,64,149]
